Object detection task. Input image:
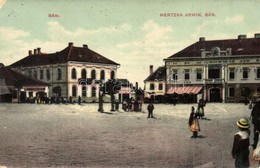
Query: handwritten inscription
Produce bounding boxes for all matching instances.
[48,13,60,18]
[160,12,215,17]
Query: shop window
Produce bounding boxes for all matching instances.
[229,87,235,97]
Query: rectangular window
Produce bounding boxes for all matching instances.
[229,68,235,80]
[159,83,163,90]
[257,68,260,79]
[150,83,155,90]
[172,70,178,81]
[229,87,235,97]
[40,70,44,80]
[46,69,50,80]
[184,69,190,80]
[196,69,202,80]
[242,68,249,79]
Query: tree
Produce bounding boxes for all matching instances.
[104,79,121,111]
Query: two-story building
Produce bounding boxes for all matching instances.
[144,65,166,102]
[10,42,120,102]
[164,34,260,103]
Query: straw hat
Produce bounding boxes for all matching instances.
[253,92,260,98]
[237,118,250,129]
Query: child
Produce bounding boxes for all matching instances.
[188,106,200,138]
[231,118,250,168]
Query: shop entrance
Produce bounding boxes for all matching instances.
[209,88,221,102]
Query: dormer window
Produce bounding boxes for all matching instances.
[211,47,220,56]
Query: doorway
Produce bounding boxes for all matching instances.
[209,88,221,102]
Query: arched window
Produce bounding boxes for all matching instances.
[100,70,105,80]
[71,68,77,79]
[110,71,115,79]
[82,86,87,97]
[91,69,96,80]
[91,87,96,97]
[81,69,87,79]
[57,68,62,80]
[72,85,77,97]
[46,69,50,80]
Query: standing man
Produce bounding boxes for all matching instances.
[78,96,81,105]
[251,93,260,149]
[147,101,154,118]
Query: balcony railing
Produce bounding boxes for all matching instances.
[204,78,224,84]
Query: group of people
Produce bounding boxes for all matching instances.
[231,92,260,168]
[122,98,143,112]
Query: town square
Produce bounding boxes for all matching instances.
[1,0,260,167]
[0,102,257,167]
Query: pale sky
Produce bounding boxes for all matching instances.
[1,0,260,87]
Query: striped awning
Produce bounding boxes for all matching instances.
[167,86,202,94]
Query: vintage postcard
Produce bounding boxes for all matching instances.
[1,0,260,167]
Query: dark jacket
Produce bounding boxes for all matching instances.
[251,100,260,125]
[232,130,250,168]
[147,103,154,112]
[188,111,195,126]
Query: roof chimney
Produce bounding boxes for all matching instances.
[83,44,88,48]
[28,50,32,56]
[238,34,247,39]
[255,33,260,38]
[199,37,205,41]
[37,48,41,55]
[34,49,37,55]
[68,42,73,47]
[150,65,153,75]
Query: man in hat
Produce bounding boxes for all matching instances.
[251,92,260,149]
[232,118,250,168]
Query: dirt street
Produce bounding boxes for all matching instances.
[0,103,257,167]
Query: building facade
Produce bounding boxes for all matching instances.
[0,64,49,103]
[164,34,260,103]
[10,43,120,102]
[144,65,166,102]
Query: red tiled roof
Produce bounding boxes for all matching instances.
[10,44,119,67]
[167,37,260,59]
[0,66,49,87]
